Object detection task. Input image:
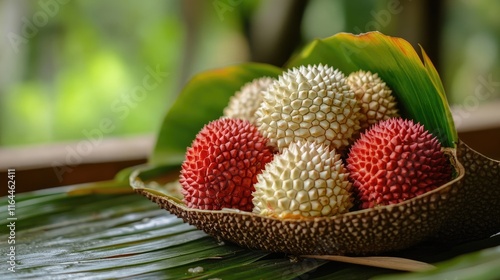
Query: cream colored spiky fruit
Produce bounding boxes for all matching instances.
[223,77,274,124]
[256,64,361,150]
[346,70,399,131]
[252,141,353,218]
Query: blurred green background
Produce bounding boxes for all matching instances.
[1,0,499,147]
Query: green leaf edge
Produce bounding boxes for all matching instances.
[286,31,458,147]
[150,63,283,165]
[373,244,500,280]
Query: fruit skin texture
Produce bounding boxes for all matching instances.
[223,77,274,125]
[347,118,452,209]
[256,64,360,151]
[252,141,353,218]
[180,118,274,211]
[346,70,399,131]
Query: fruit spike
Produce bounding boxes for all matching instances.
[256,64,361,151]
[180,118,274,211]
[223,77,274,125]
[252,140,353,218]
[347,118,452,209]
[346,70,399,132]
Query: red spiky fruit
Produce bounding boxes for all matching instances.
[180,118,274,211]
[346,118,452,209]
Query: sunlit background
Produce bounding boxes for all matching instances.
[1,0,499,147]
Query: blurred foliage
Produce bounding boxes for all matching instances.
[442,0,500,104]
[0,0,247,147]
[1,1,183,146]
[0,0,499,147]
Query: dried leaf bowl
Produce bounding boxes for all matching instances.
[131,32,500,256]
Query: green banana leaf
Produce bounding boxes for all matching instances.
[1,32,497,279]
[1,187,499,279]
[150,63,283,166]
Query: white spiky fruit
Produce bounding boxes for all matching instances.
[252,141,353,218]
[256,64,361,150]
[346,70,399,131]
[223,77,275,124]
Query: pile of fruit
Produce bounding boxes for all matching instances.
[179,64,452,219]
